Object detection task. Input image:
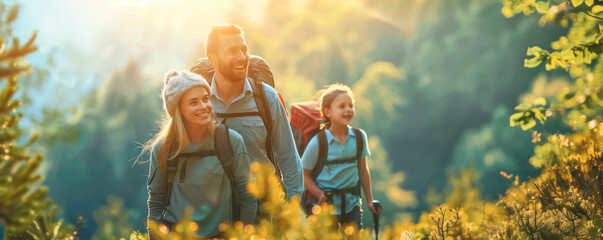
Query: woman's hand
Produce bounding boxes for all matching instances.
[318,191,328,204]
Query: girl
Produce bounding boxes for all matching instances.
[142,70,256,238]
[302,83,376,229]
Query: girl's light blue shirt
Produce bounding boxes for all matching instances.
[301,126,370,215]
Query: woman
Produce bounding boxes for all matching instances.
[142,70,256,238]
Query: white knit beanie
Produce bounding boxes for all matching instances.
[162,70,210,118]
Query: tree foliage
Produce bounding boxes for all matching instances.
[0,3,73,239]
[498,0,603,238]
[92,195,133,240]
[0,1,43,231]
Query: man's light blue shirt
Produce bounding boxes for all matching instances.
[209,77,304,198]
[301,126,370,215]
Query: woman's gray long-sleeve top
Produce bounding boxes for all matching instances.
[147,129,257,237]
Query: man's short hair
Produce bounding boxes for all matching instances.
[205,24,244,57]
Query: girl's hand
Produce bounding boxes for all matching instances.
[368,202,377,214]
[318,192,328,204]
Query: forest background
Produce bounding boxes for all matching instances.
[0,0,600,239]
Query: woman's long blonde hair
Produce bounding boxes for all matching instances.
[138,74,218,173]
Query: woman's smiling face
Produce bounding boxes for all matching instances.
[179,86,213,127]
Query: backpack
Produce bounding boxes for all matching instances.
[191,55,286,192]
[300,128,364,215]
[289,101,322,155]
[162,124,240,222]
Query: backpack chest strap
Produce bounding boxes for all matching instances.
[215,112,261,118]
[324,156,358,165]
[173,151,219,183]
[312,128,364,178]
[176,150,217,158]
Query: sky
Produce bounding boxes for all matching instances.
[10,0,269,125]
[14,0,268,71]
[13,0,267,48]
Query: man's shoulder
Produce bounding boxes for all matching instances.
[258,82,278,100]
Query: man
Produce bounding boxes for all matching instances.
[204,24,303,199]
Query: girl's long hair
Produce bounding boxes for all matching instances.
[137,87,218,173]
[316,83,355,130]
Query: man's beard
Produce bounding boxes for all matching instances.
[218,59,247,82]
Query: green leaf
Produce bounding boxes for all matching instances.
[585,0,594,7]
[551,57,567,70]
[584,33,597,43]
[535,2,549,13]
[575,50,584,63]
[520,118,537,130]
[560,49,574,60]
[510,120,518,127]
[571,0,584,7]
[584,50,593,64]
[523,5,535,15]
[52,218,63,238]
[525,57,543,68]
[502,6,515,18]
[529,156,544,168]
[510,112,523,126]
[526,46,544,56]
[533,97,546,106]
[515,103,531,111]
[130,231,145,240]
[534,110,547,124]
[510,112,524,121]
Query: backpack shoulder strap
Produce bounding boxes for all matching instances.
[353,128,363,160]
[310,130,328,180]
[249,78,273,133]
[214,124,240,221]
[214,124,235,182]
[163,155,180,218]
[353,128,363,196]
[249,78,283,179]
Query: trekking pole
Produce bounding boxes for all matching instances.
[372,200,382,240]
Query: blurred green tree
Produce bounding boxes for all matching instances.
[42,59,160,238]
[0,3,73,239]
[91,195,132,240]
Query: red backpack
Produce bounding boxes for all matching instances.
[289,101,322,155]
